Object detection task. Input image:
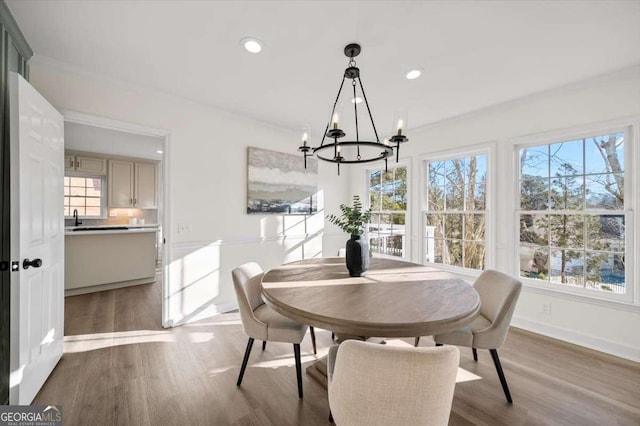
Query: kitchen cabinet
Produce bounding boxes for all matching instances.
[108,160,157,208]
[65,229,157,293]
[65,154,107,174]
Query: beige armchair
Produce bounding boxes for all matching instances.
[433,269,522,403]
[232,262,316,398]
[327,340,460,426]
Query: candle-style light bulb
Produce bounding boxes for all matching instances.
[396,119,404,135]
[302,132,308,146]
[337,144,341,154]
[383,138,389,146]
[332,112,340,129]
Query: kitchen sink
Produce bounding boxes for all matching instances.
[72,226,129,231]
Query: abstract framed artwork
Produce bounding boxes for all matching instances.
[247,147,318,214]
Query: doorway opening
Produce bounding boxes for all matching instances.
[62,111,171,328]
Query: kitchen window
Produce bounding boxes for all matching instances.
[64,175,106,218]
[423,152,488,271]
[517,130,628,295]
[367,164,408,258]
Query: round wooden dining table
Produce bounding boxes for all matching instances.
[262,256,480,338]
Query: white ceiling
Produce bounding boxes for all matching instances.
[8,1,640,139]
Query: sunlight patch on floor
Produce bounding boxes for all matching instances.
[64,330,175,353]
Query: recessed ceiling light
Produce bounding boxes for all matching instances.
[352,97,363,104]
[156,150,164,154]
[405,68,423,80]
[240,37,263,54]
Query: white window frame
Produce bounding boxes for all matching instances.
[64,173,108,220]
[420,143,495,276]
[511,120,637,304]
[365,160,411,260]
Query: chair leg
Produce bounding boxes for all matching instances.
[329,410,334,423]
[414,336,420,347]
[237,337,254,386]
[310,327,317,355]
[294,343,303,398]
[490,349,513,404]
[331,332,335,341]
[435,342,443,347]
[262,341,267,351]
[472,347,478,361]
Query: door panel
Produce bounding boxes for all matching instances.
[108,160,134,207]
[9,73,64,404]
[135,163,157,208]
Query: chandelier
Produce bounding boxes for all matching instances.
[299,43,409,175]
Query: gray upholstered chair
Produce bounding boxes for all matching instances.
[432,269,522,403]
[327,340,460,426]
[232,262,316,398]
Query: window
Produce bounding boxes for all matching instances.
[367,165,408,258]
[518,132,627,294]
[64,176,105,218]
[424,153,487,270]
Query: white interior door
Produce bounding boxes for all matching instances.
[9,73,64,404]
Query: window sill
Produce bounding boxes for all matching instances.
[521,278,639,313]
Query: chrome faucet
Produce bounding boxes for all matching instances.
[73,209,82,227]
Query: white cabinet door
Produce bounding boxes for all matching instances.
[108,160,134,207]
[64,154,74,171]
[9,73,64,404]
[134,163,157,208]
[76,156,106,175]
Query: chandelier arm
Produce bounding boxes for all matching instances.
[320,75,347,147]
[352,80,361,159]
[357,76,381,144]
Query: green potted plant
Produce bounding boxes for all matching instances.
[327,195,372,276]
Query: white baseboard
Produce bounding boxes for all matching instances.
[512,316,640,363]
[64,277,156,296]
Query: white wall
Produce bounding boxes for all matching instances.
[29,59,348,326]
[65,121,164,160]
[350,66,640,361]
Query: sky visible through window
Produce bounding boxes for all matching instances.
[519,133,625,294]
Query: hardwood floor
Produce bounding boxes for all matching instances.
[34,281,640,425]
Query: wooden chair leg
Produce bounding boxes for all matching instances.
[414,336,420,347]
[490,349,513,404]
[472,347,478,361]
[237,337,254,386]
[294,343,303,398]
[331,332,335,341]
[310,327,317,355]
[329,410,334,423]
[262,341,267,351]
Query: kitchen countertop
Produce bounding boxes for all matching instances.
[65,224,160,236]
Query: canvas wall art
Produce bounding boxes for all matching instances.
[247,147,318,214]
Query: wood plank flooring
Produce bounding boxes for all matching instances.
[34,281,640,425]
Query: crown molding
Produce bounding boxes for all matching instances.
[410,64,640,135]
[29,54,299,137]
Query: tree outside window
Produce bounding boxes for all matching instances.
[424,154,487,270]
[518,132,626,293]
[368,165,407,258]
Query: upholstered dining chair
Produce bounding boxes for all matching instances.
[430,269,522,404]
[327,340,460,426]
[232,262,316,399]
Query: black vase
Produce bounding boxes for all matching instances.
[345,234,370,277]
